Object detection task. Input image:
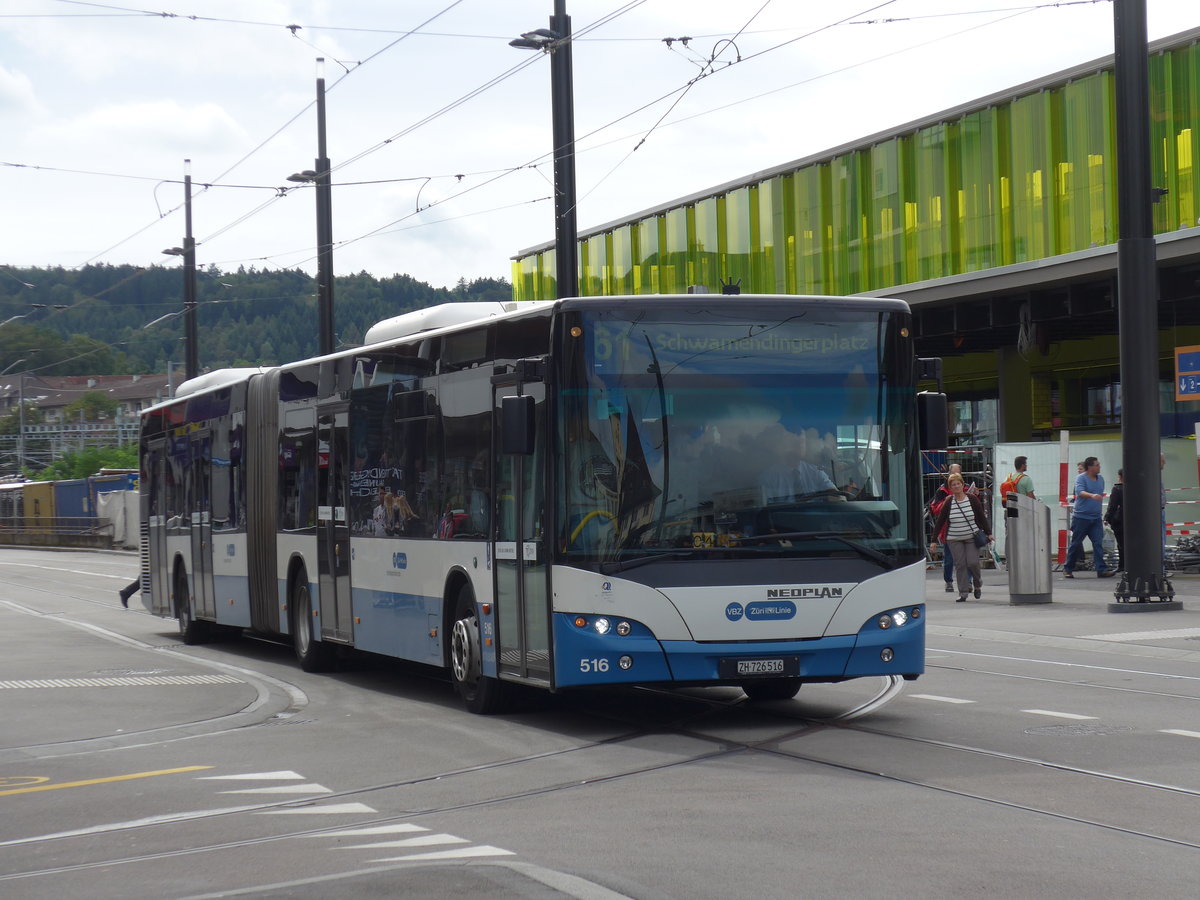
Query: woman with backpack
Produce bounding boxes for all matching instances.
[930,473,992,601]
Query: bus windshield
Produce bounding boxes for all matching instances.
[557,303,918,566]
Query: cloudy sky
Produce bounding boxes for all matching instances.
[1,0,1197,291]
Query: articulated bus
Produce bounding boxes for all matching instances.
[138,295,945,713]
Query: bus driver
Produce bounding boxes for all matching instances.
[759,430,844,503]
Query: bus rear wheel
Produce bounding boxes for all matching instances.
[741,679,801,702]
[174,567,210,645]
[449,586,508,715]
[292,575,335,673]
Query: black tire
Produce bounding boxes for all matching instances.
[292,574,336,673]
[174,566,210,645]
[448,585,509,714]
[741,679,802,702]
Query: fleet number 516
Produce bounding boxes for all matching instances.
[580,658,609,673]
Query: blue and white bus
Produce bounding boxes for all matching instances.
[138,295,944,712]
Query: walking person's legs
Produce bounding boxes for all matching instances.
[1087,518,1112,576]
[949,540,971,599]
[1064,518,1086,576]
[966,546,983,598]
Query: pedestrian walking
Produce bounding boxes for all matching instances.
[929,473,992,601]
[1104,468,1124,572]
[930,464,965,593]
[118,578,140,608]
[1064,456,1114,578]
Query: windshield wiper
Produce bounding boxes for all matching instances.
[600,547,725,575]
[737,531,896,570]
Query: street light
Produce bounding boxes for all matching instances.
[0,358,27,377]
[140,310,185,330]
[162,159,198,381]
[0,265,35,289]
[1,358,29,471]
[290,58,335,357]
[511,1,578,300]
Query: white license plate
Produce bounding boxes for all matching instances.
[737,659,785,676]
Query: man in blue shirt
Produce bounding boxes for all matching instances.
[1064,456,1114,578]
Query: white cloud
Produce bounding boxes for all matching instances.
[40,100,251,157]
[0,64,42,116]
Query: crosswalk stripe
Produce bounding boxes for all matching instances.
[340,834,469,850]
[1022,709,1097,720]
[220,784,332,795]
[374,845,516,862]
[258,803,376,815]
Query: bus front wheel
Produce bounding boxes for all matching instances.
[741,679,801,702]
[449,586,508,714]
[292,575,335,673]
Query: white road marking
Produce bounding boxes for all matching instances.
[1160,729,1200,739]
[0,806,266,846]
[1080,627,1200,642]
[374,845,516,862]
[220,784,332,795]
[1022,709,1097,720]
[0,563,129,580]
[199,771,304,780]
[305,824,427,838]
[258,802,376,815]
[0,674,242,689]
[340,833,470,850]
[909,694,975,704]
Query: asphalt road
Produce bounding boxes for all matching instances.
[2,547,1200,899]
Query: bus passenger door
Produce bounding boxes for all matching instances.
[146,439,171,616]
[189,431,216,620]
[316,405,353,643]
[493,383,551,686]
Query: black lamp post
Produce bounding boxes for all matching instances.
[1111,0,1175,607]
[511,1,578,300]
[289,58,335,356]
[162,159,198,381]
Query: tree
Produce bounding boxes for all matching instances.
[31,445,138,481]
[64,390,119,422]
[0,402,43,435]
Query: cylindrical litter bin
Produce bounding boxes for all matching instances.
[1005,492,1052,604]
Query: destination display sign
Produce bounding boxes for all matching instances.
[1175,345,1200,401]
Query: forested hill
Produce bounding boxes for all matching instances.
[0,264,512,376]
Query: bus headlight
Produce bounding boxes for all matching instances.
[618,655,633,670]
[892,610,908,627]
[615,621,631,636]
[877,614,893,630]
[880,648,894,663]
[593,617,611,635]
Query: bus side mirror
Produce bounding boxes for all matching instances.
[917,391,947,450]
[501,395,535,455]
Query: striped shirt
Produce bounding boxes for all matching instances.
[945,496,977,541]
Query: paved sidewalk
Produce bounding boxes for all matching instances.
[924,564,1200,656]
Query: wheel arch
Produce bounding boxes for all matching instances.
[285,553,310,635]
[170,552,189,615]
[441,566,475,663]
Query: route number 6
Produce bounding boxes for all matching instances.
[580,658,609,673]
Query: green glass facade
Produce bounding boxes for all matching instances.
[513,37,1200,302]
